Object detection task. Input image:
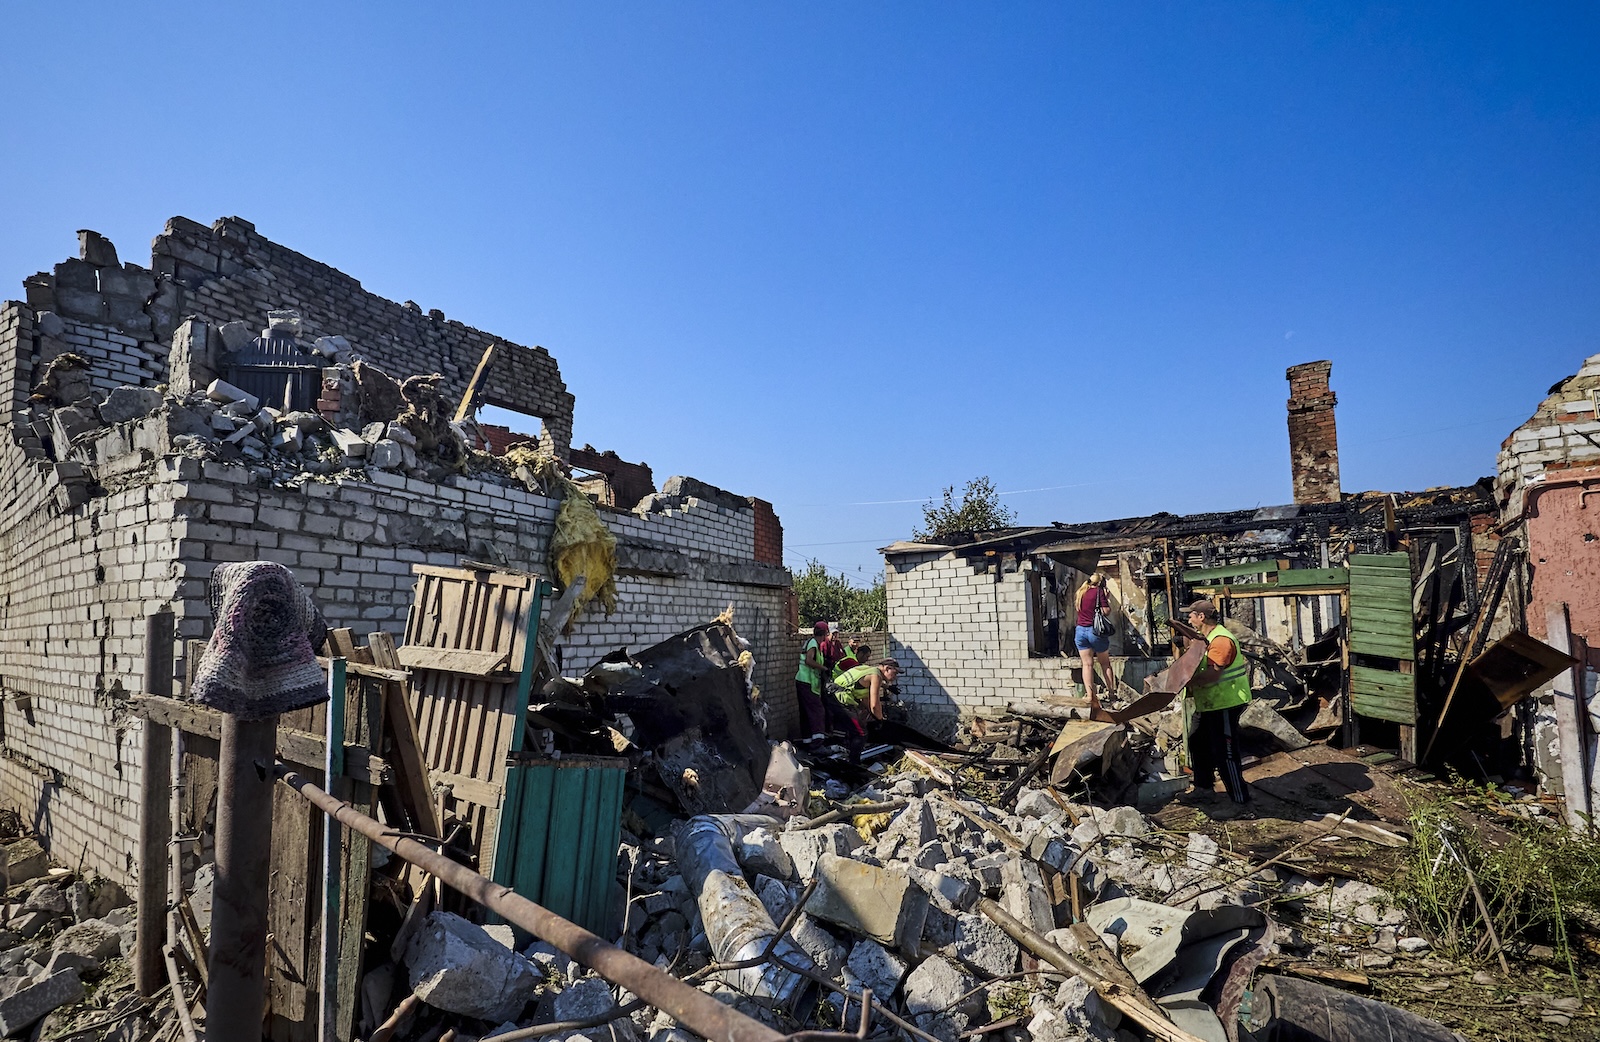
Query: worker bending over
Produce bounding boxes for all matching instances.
[826,658,900,764]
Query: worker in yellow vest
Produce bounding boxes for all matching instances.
[826,658,900,763]
[1177,598,1252,806]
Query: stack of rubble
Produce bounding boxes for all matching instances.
[0,822,151,1040]
[28,309,549,500]
[344,756,1474,1042]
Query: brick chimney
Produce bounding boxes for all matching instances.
[1286,360,1341,504]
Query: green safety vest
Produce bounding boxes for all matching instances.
[832,663,879,707]
[796,638,821,687]
[1189,624,1251,713]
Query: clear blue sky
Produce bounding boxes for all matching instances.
[2,4,1596,585]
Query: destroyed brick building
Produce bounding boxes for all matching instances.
[0,217,796,886]
[883,361,1503,762]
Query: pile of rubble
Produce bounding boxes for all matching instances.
[28,309,549,500]
[339,750,1483,1042]
[0,826,152,1040]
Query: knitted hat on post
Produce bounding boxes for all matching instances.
[193,561,330,720]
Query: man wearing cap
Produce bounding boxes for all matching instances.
[1177,598,1252,805]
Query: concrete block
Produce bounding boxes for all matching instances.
[206,379,258,411]
[404,911,540,1021]
[52,919,121,960]
[844,939,906,999]
[99,386,164,425]
[804,852,929,951]
[948,912,1018,976]
[0,968,82,1036]
[903,955,981,1042]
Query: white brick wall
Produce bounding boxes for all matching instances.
[887,549,1165,735]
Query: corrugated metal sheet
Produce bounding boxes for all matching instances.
[495,756,628,935]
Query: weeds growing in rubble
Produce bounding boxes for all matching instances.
[1396,785,1600,979]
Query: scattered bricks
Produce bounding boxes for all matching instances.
[1098,806,1148,839]
[369,439,404,470]
[736,827,793,880]
[778,823,860,881]
[1000,858,1053,935]
[218,320,254,351]
[948,911,1018,977]
[331,428,367,460]
[0,968,82,1036]
[98,385,164,424]
[50,404,100,449]
[805,852,930,951]
[789,913,847,978]
[908,867,977,914]
[11,911,52,938]
[24,885,67,915]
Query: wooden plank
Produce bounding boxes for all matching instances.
[1349,666,1415,698]
[452,340,498,423]
[430,767,501,807]
[1352,690,1418,724]
[1275,568,1348,588]
[1348,635,1415,660]
[369,633,441,839]
[318,657,346,1042]
[411,563,537,588]
[1349,605,1413,626]
[267,759,317,1040]
[335,676,384,1042]
[131,696,392,785]
[1191,584,1349,598]
[1349,552,1412,571]
[1181,559,1287,583]
[314,658,408,682]
[395,645,509,677]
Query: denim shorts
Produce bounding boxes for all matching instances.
[1074,624,1109,654]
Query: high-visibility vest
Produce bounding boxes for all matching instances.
[796,638,821,687]
[1189,624,1251,712]
[832,663,879,707]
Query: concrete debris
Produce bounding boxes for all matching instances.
[404,911,541,1021]
[0,968,82,1036]
[804,852,930,950]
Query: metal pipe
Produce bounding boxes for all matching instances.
[370,991,422,1042]
[207,715,280,1037]
[675,815,816,1011]
[274,766,787,1042]
[163,944,201,1042]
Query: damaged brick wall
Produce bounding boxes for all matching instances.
[749,497,783,566]
[1286,360,1341,505]
[885,549,1164,735]
[23,217,576,458]
[0,222,799,885]
[1497,351,1600,648]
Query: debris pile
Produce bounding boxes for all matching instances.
[0,815,153,1040]
[27,310,559,496]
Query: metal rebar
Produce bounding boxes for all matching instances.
[274,765,787,1042]
[207,715,280,1035]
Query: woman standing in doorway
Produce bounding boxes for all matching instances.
[1074,572,1114,719]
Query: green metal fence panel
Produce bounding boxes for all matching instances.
[500,757,629,935]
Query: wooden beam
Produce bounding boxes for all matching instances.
[395,645,509,678]
[131,696,392,786]
[453,341,499,423]
[134,718,171,997]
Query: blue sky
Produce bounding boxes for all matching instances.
[2,4,1596,585]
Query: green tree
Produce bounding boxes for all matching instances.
[792,563,888,631]
[914,476,1016,541]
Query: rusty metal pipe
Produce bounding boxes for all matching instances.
[370,990,423,1042]
[273,766,787,1042]
[207,716,279,1037]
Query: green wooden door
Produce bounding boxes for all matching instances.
[1348,552,1416,723]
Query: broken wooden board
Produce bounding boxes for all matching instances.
[395,645,509,677]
